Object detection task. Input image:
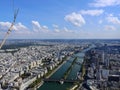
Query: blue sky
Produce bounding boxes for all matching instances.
[0,0,120,39]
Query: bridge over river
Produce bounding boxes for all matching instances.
[44,78,80,83]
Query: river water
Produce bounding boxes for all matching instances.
[38,45,94,90]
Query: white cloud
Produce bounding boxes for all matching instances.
[14,23,28,31]
[0,22,11,30]
[63,27,73,32]
[80,9,104,16]
[54,29,60,32]
[104,25,116,30]
[32,21,49,32]
[0,21,31,39]
[43,26,48,29]
[0,20,119,39]
[32,21,41,32]
[52,24,59,28]
[90,0,120,7]
[0,21,28,31]
[64,27,69,32]
[54,27,73,33]
[99,20,103,24]
[42,25,49,32]
[32,21,41,28]
[64,12,85,27]
[106,15,120,25]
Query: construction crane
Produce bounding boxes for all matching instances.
[0,1,19,49]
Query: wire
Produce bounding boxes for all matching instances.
[0,0,19,49]
[13,0,15,13]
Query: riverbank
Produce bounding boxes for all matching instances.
[63,57,77,79]
[34,56,70,89]
[67,63,85,90]
[46,57,70,79]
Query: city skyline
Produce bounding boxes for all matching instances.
[0,0,120,39]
